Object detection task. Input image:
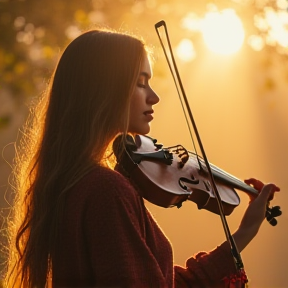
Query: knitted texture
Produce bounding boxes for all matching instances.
[52,165,236,288]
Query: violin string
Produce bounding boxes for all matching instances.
[188,151,258,196]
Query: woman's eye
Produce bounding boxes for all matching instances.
[137,83,146,88]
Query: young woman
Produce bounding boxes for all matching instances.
[5,28,279,288]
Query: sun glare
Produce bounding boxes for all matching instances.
[201,9,245,55]
[176,38,196,62]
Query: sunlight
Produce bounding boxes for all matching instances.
[200,9,245,55]
[250,6,288,53]
[264,7,288,47]
[176,38,196,62]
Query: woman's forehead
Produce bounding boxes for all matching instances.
[140,54,152,79]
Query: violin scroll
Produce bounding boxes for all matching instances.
[266,205,282,226]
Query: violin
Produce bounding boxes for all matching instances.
[113,134,282,224]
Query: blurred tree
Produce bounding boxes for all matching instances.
[0,0,287,103]
[0,0,92,102]
[0,0,287,109]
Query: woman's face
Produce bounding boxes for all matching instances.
[128,54,160,135]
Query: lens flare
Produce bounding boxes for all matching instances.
[176,38,196,62]
[201,9,245,55]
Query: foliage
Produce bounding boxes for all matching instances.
[0,0,287,109]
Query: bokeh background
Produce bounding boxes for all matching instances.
[0,0,288,287]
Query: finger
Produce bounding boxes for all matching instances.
[257,183,280,202]
[244,178,265,192]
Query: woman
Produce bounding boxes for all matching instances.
[5,28,279,288]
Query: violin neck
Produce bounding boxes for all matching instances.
[199,158,258,197]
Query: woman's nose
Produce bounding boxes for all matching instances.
[147,87,160,105]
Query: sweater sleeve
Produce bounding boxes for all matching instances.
[83,170,170,288]
[174,242,238,288]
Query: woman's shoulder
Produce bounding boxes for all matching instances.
[69,164,140,204]
[82,165,128,184]
[65,165,145,224]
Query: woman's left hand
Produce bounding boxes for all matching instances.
[232,178,280,252]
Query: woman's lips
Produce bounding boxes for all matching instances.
[144,110,154,121]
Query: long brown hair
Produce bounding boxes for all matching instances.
[5,28,146,288]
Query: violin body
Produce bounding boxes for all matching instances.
[114,134,241,215]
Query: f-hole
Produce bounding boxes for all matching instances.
[178,175,199,190]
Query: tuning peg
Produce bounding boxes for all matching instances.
[267,216,277,226]
[265,210,278,226]
[270,206,282,218]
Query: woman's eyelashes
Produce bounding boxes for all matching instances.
[137,83,146,88]
[137,75,149,88]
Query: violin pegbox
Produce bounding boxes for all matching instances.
[266,205,282,226]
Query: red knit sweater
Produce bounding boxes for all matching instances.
[52,165,236,288]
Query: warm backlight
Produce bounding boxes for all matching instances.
[201,9,245,55]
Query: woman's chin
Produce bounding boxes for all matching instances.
[128,125,150,136]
